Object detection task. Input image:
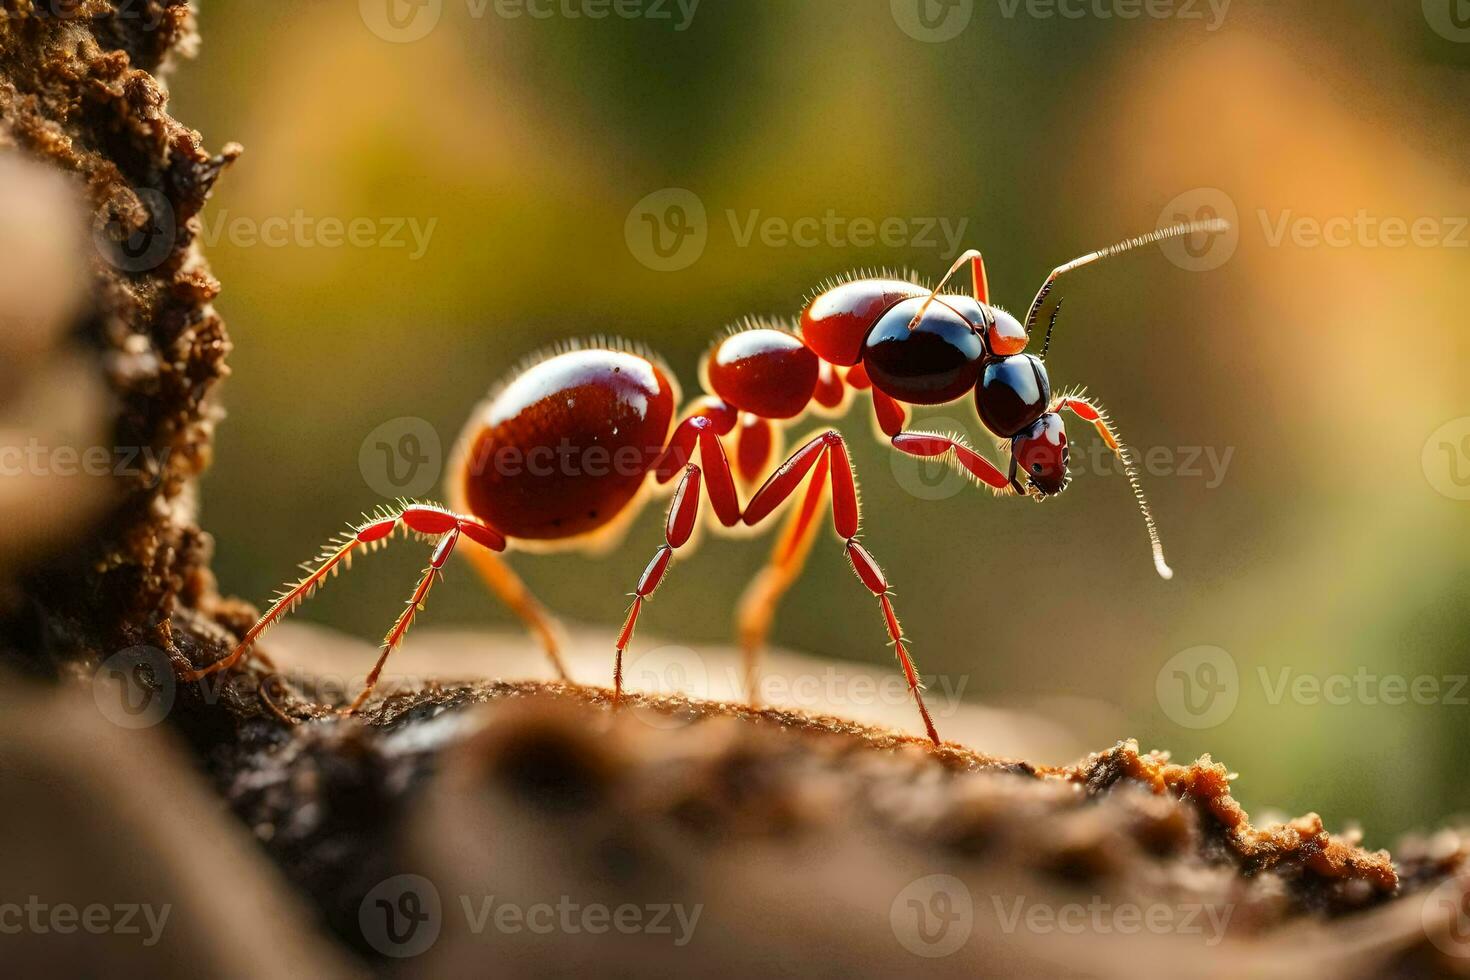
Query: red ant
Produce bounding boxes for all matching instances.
[186,219,1227,743]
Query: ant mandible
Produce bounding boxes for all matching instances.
[186,218,1228,743]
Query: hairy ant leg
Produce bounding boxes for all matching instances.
[455,544,570,681]
[744,430,941,745]
[735,448,831,703]
[344,525,464,714]
[1054,394,1173,580]
[185,504,508,699]
[890,431,1012,492]
[614,418,739,702]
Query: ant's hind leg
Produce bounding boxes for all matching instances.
[185,504,510,713]
[344,526,462,715]
[182,506,408,682]
[458,545,571,681]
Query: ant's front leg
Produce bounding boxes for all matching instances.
[613,417,740,703]
[890,431,1014,493]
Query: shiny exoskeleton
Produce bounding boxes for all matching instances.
[185,219,1228,744]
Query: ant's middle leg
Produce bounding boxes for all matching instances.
[744,430,942,745]
[735,449,830,703]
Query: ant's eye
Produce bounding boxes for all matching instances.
[1031,462,1043,474]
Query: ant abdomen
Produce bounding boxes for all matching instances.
[458,347,678,541]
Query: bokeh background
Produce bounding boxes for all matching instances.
[170,0,1468,843]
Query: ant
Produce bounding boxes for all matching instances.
[185,218,1228,743]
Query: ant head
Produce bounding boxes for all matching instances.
[1012,412,1070,497]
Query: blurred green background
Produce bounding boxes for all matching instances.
[171,0,1468,842]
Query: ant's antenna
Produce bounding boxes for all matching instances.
[1039,298,1064,360]
[1025,218,1231,333]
